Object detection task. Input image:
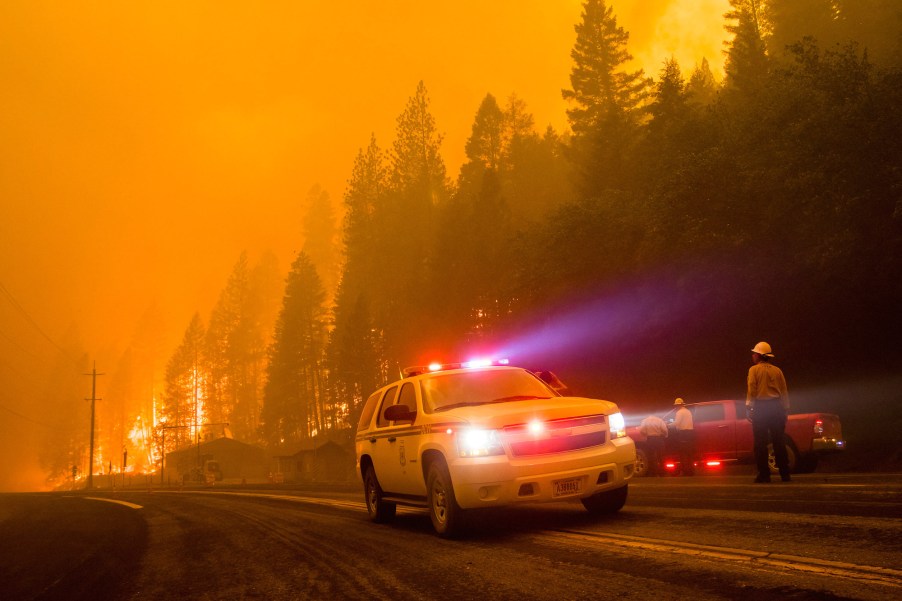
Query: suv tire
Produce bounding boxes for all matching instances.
[581,484,628,515]
[427,462,466,537]
[364,466,396,523]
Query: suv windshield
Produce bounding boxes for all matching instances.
[421,369,556,413]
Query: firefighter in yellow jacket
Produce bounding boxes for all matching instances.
[746,341,791,483]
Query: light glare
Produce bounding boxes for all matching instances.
[528,419,545,435]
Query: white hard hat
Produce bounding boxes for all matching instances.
[751,341,775,357]
[674,397,685,406]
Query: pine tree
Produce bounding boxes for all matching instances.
[562,0,649,195]
[723,0,769,95]
[326,135,390,428]
[390,81,447,200]
[301,184,339,300]
[244,251,283,442]
[686,58,719,107]
[431,93,513,350]
[342,134,388,299]
[161,313,206,452]
[205,253,254,439]
[766,0,839,57]
[326,291,383,430]
[648,58,689,131]
[462,93,505,176]
[384,81,449,362]
[500,94,536,161]
[261,252,328,446]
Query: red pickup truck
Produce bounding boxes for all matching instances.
[628,400,845,476]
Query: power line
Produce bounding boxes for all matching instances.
[0,400,50,428]
[0,355,49,391]
[0,326,45,363]
[0,279,81,367]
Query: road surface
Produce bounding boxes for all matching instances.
[1,474,900,600]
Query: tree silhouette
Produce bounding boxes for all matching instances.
[563,0,649,195]
[261,252,328,446]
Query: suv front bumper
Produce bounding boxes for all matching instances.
[449,438,636,509]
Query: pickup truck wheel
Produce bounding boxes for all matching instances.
[582,484,628,515]
[634,448,649,477]
[767,439,797,475]
[364,466,396,523]
[426,462,466,537]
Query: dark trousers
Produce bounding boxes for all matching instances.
[752,399,790,479]
[644,436,666,476]
[676,430,695,475]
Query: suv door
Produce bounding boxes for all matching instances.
[369,382,425,496]
[369,385,402,492]
[391,381,427,496]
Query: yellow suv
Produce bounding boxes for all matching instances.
[355,361,636,536]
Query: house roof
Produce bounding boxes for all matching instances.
[166,436,266,460]
[271,439,346,458]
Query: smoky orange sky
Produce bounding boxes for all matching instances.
[0,1,729,490]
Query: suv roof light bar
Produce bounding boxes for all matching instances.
[402,358,510,378]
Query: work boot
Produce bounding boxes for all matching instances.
[754,475,770,483]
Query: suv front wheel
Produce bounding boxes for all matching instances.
[427,462,466,537]
[364,466,396,523]
[581,484,628,515]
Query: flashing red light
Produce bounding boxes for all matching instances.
[705,460,722,467]
[665,462,677,470]
[404,358,512,378]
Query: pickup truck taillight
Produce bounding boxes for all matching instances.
[814,419,825,436]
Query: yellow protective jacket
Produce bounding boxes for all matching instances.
[746,362,789,411]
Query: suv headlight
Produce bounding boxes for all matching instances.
[609,412,626,439]
[458,428,504,457]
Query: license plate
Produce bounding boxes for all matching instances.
[553,477,582,497]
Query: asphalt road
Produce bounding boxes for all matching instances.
[1,474,900,601]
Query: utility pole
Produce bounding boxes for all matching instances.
[84,362,104,490]
[194,348,200,474]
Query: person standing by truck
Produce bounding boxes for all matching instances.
[673,398,695,476]
[746,341,791,483]
[638,414,669,476]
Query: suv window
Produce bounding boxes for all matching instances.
[375,386,399,428]
[395,382,417,423]
[421,369,552,413]
[357,391,382,431]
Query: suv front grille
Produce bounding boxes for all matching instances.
[509,431,607,456]
[505,414,608,457]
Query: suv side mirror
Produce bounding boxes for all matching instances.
[384,404,416,423]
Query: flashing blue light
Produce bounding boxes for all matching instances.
[462,358,510,369]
